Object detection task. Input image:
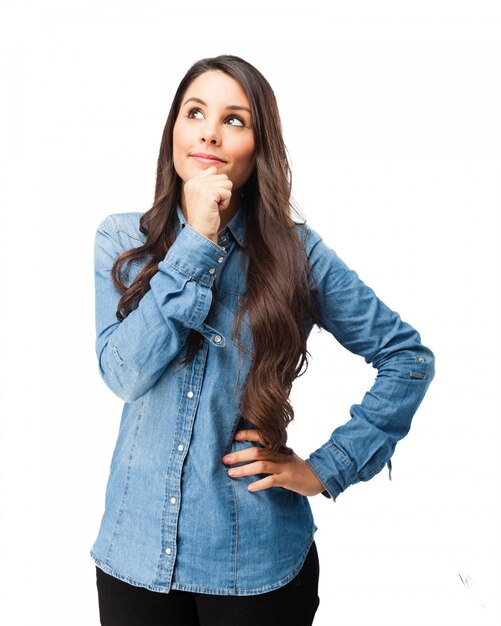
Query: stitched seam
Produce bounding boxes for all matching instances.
[105,396,145,563]
[115,226,144,243]
[304,459,335,500]
[186,286,206,328]
[107,213,145,243]
[93,547,318,595]
[184,223,227,254]
[327,439,360,482]
[230,468,239,593]
[163,259,210,286]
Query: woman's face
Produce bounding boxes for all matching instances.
[173,70,256,195]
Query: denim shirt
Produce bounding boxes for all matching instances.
[90,203,435,596]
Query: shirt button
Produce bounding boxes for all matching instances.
[165,547,171,555]
[417,356,426,362]
[178,444,184,452]
[218,256,224,263]
[187,390,194,398]
[170,497,176,504]
[208,268,215,275]
[214,335,222,344]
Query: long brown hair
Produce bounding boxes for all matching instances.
[111,55,323,456]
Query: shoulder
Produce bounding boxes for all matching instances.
[293,221,329,258]
[95,212,146,250]
[293,221,354,292]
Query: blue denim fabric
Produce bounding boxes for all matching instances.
[90,203,435,595]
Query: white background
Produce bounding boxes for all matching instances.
[1,1,500,624]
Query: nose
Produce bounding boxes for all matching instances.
[200,121,221,145]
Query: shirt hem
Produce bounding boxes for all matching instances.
[91,530,317,596]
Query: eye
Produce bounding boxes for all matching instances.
[186,107,246,128]
[227,115,245,127]
[186,107,204,119]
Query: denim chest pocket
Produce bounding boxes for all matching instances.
[214,291,254,359]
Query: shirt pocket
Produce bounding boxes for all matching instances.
[215,291,254,359]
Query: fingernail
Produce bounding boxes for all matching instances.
[223,455,232,463]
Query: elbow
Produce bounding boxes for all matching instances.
[392,322,436,383]
[114,383,145,404]
[98,370,146,403]
[414,344,435,383]
[374,341,436,386]
[98,354,146,403]
[406,352,435,386]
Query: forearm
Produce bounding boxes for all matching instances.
[302,226,435,500]
[305,336,435,500]
[95,218,227,402]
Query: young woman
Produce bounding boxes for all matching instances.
[90,54,435,626]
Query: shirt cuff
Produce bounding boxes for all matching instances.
[305,439,360,501]
[161,223,228,288]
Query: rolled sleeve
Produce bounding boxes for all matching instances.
[94,216,228,403]
[303,226,435,501]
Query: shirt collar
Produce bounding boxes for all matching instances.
[175,202,246,247]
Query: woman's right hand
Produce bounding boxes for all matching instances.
[183,165,233,242]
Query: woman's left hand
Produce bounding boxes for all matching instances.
[222,429,326,497]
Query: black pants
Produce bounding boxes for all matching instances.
[96,540,320,626]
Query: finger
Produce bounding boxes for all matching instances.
[197,164,218,177]
[223,446,272,465]
[193,168,231,182]
[227,460,274,478]
[234,429,262,442]
[247,475,277,492]
[197,177,232,186]
[216,188,232,202]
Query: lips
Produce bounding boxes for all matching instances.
[190,153,226,163]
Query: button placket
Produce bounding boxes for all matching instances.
[158,334,209,588]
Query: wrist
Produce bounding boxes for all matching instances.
[189,223,218,243]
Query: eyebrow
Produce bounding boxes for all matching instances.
[182,97,252,115]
